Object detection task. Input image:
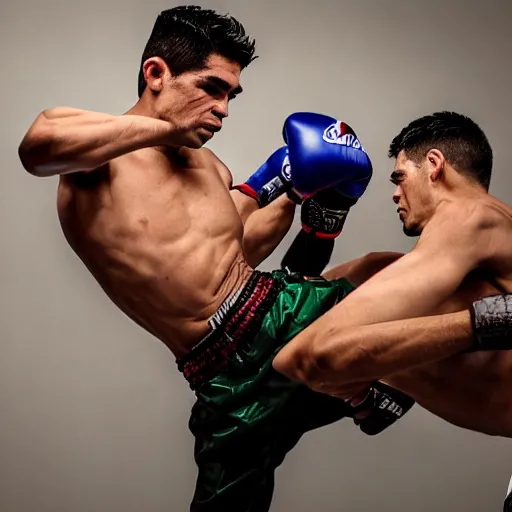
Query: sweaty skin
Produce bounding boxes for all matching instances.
[57,146,257,357]
[273,149,512,436]
[20,53,296,359]
[274,196,512,373]
[323,251,512,436]
[389,349,512,437]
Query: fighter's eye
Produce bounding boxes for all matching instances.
[201,83,223,97]
[390,172,404,185]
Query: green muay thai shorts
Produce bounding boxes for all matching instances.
[177,269,355,512]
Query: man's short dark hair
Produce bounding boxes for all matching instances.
[137,5,257,97]
[388,111,493,189]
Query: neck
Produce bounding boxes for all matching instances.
[123,98,180,156]
[432,171,487,208]
[416,174,488,234]
[125,94,159,118]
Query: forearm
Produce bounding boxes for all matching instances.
[18,107,174,176]
[238,194,297,268]
[273,227,479,383]
[345,292,512,383]
[274,310,474,388]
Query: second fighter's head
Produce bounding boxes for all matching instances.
[388,111,493,236]
[137,6,257,148]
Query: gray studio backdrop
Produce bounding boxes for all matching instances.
[2,0,512,511]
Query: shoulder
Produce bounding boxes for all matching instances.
[176,147,233,188]
[416,197,506,261]
[341,251,405,287]
[424,198,502,234]
[195,147,234,188]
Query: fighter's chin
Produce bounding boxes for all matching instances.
[180,129,212,149]
[195,127,218,147]
[402,222,422,237]
[186,137,206,149]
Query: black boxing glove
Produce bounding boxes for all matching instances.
[469,294,512,351]
[349,382,416,436]
[281,189,357,276]
[300,188,357,239]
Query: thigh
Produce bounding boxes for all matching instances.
[187,271,355,511]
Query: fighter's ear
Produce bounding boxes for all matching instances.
[142,57,171,93]
[426,149,445,182]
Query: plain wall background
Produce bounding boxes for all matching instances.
[2,0,512,510]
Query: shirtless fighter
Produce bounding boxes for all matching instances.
[274,111,512,441]
[18,6,412,511]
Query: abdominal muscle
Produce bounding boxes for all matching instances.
[57,147,253,357]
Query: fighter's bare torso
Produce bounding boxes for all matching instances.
[388,196,512,435]
[57,146,253,357]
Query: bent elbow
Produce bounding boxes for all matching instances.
[310,336,373,385]
[273,327,371,387]
[273,345,320,385]
[18,142,46,177]
[273,337,370,390]
[18,117,56,177]
[18,109,83,177]
[18,149,70,178]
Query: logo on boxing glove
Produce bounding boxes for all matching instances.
[281,154,292,181]
[260,154,293,205]
[302,196,347,236]
[377,396,404,417]
[323,121,364,151]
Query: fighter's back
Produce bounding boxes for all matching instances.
[57,146,252,356]
[476,194,512,292]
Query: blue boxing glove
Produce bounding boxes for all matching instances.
[283,112,372,200]
[280,113,372,276]
[233,112,372,207]
[232,146,293,207]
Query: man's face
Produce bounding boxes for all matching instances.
[391,150,436,237]
[158,53,243,148]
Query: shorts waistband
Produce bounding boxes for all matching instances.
[176,270,282,390]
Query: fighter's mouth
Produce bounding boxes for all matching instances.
[203,123,222,133]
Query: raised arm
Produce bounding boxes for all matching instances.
[273,202,499,385]
[366,296,512,438]
[237,193,297,268]
[18,107,179,177]
[218,143,296,268]
[280,189,361,276]
[230,111,372,269]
